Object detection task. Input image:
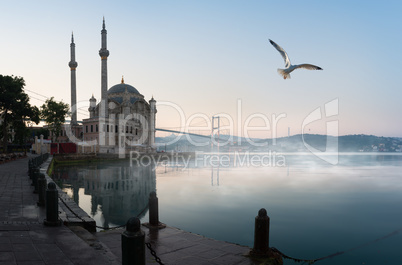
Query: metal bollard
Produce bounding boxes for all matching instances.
[28,160,33,179]
[121,217,145,265]
[32,168,39,193]
[37,173,47,207]
[251,208,270,256]
[44,182,61,226]
[149,191,159,226]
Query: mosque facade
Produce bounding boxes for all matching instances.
[66,19,156,154]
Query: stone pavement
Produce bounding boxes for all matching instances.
[98,225,258,265]
[0,154,118,265]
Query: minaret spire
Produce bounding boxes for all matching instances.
[99,17,109,117]
[69,31,78,125]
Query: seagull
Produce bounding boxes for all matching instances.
[269,39,322,79]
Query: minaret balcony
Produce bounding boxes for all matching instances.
[69,61,78,68]
[99,49,109,58]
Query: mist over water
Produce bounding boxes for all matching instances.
[52,153,402,265]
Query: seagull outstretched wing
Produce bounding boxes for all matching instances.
[269,39,291,68]
[294,64,322,71]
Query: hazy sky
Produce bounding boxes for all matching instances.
[1,0,401,138]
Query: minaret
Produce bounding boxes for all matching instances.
[88,95,97,118]
[99,17,109,117]
[69,32,78,125]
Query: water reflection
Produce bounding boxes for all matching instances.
[51,153,402,264]
[52,160,156,227]
[211,164,220,186]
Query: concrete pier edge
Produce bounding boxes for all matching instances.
[40,156,97,232]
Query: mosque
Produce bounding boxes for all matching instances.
[66,18,157,154]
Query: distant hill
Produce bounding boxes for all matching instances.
[262,134,402,152]
[156,133,402,153]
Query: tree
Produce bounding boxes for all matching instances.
[40,97,69,142]
[0,75,40,153]
[12,104,40,154]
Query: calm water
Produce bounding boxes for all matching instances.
[51,153,402,265]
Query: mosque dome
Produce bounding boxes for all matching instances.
[107,77,143,105]
[108,82,140,95]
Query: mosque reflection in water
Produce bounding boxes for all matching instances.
[51,160,156,228]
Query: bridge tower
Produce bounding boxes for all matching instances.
[211,116,220,152]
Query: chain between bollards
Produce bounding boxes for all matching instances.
[121,217,165,265]
[145,242,165,265]
[272,225,402,264]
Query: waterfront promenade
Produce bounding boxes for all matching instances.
[0,154,273,265]
[0,154,119,264]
